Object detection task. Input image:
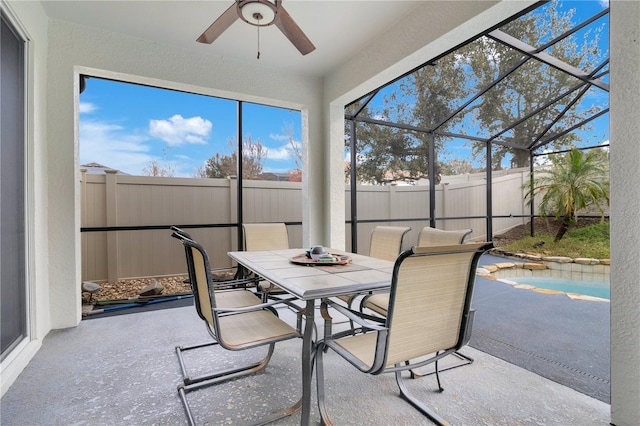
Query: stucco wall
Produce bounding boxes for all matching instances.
[610,1,640,424]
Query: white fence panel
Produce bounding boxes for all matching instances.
[82,169,549,282]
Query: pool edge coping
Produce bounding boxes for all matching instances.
[478,250,610,303]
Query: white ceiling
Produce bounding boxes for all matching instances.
[39,1,422,77]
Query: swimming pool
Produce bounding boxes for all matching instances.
[507,276,610,300]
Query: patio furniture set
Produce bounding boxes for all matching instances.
[170,223,492,425]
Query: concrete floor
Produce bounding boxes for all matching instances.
[1,299,610,425]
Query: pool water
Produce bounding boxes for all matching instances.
[513,276,610,299]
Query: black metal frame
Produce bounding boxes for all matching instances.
[345,3,610,249]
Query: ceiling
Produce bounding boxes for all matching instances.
[39,1,422,77]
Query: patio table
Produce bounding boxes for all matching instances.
[228,248,394,425]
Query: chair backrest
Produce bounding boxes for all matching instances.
[383,242,492,367]
[172,231,219,329]
[368,226,411,261]
[243,223,290,251]
[417,227,472,246]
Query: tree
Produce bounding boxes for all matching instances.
[288,169,302,182]
[465,1,606,168]
[142,147,176,177]
[282,122,302,182]
[347,1,607,182]
[524,148,609,242]
[142,159,175,177]
[439,158,477,176]
[346,53,468,184]
[203,136,266,180]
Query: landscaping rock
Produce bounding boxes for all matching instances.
[541,256,574,263]
[574,258,600,265]
[82,281,101,293]
[139,281,164,296]
[523,263,548,270]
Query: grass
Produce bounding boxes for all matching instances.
[503,222,610,259]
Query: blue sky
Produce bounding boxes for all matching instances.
[79,78,302,177]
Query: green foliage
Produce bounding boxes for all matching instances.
[503,222,609,259]
[203,136,265,180]
[345,0,608,183]
[524,148,609,241]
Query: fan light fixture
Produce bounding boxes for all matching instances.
[238,0,277,26]
[197,0,315,56]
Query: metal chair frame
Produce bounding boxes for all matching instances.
[171,230,302,426]
[241,223,294,303]
[339,225,411,312]
[315,242,493,426]
[360,227,475,377]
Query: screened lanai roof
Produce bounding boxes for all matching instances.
[346,0,609,162]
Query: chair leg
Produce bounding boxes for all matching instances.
[180,343,275,393]
[315,343,334,426]
[177,342,302,425]
[177,384,197,426]
[176,342,219,386]
[409,350,474,380]
[252,398,302,426]
[395,370,448,426]
[176,340,273,386]
[179,384,301,426]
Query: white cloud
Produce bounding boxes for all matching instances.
[266,131,301,162]
[79,102,97,114]
[149,114,212,146]
[265,144,293,161]
[80,120,154,174]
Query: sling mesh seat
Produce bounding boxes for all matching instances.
[337,225,410,307]
[242,223,292,302]
[315,242,493,425]
[171,230,302,426]
[361,227,472,316]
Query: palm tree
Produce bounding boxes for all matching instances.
[525,148,609,242]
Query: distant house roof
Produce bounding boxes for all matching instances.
[80,163,128,175]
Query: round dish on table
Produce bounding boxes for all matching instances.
[289,253,352,266]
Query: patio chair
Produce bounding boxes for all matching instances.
[170,225,254,286]
[315,242,493,426]
[336,225,411,308]
[360,227,475,376]
[361,227,473,316]
[171,231,302,425]
[418,226,472,246]
[242,223,291,302]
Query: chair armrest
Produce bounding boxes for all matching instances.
[458,308,476,349]
[212,295,301,316]
[208,276,259,290]
[320,298,387,339]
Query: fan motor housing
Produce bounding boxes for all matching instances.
[238,0,278,26]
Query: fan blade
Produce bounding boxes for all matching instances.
[274,6,315,55]
[197,3,239,44]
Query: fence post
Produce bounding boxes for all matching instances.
[228,176,238,252]
[389,184,397,224]
[105,170,119,283]
[442,183,449,228]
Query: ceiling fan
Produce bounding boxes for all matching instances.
[197,0,315,56]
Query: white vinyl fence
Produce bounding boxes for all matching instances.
[81,168,537,282]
